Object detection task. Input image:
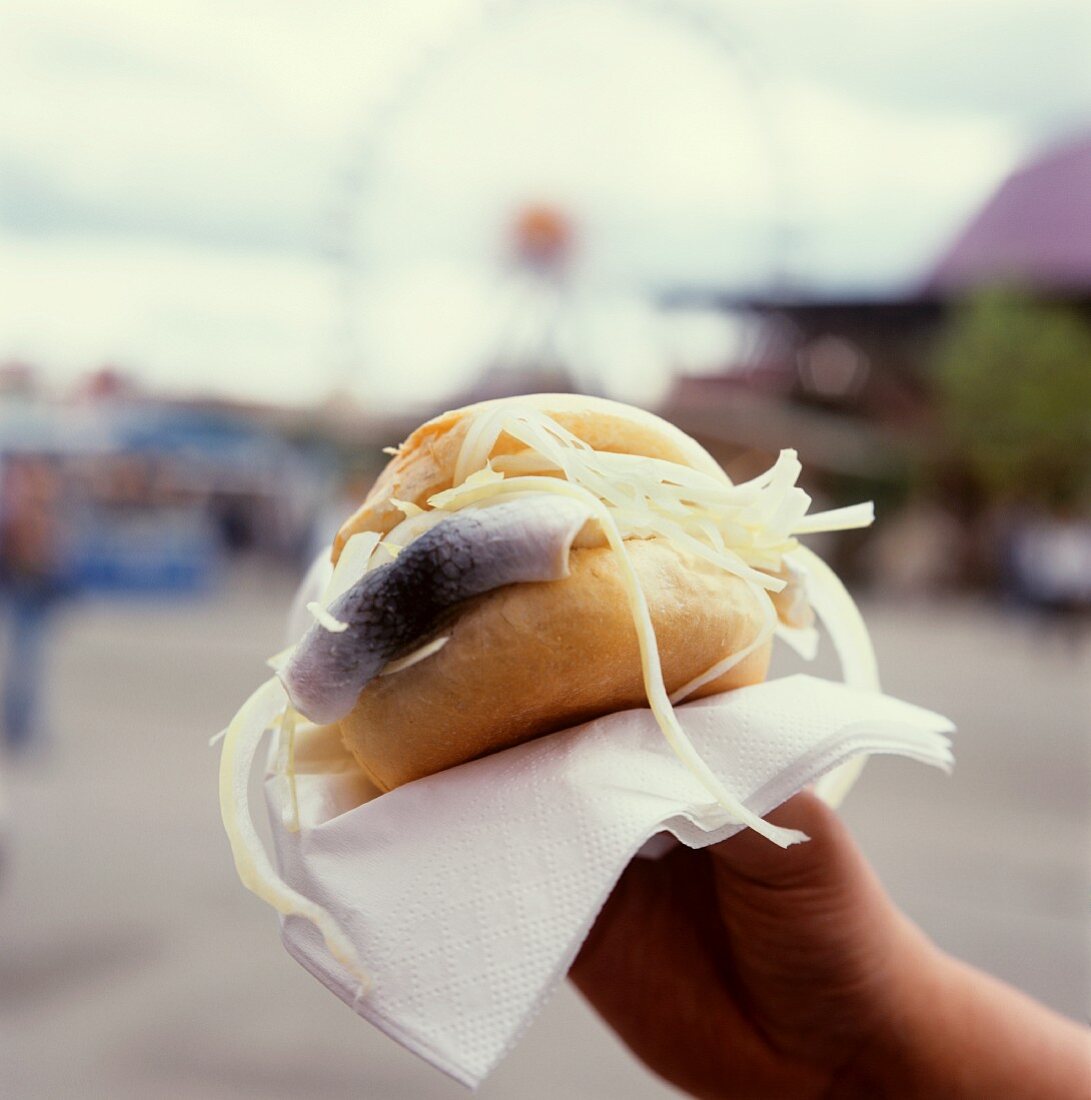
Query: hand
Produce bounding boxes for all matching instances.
[570,791,927,1097]
[570,791,1091,1099]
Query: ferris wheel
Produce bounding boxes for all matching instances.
[327,0,793,405]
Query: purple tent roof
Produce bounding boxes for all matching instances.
[929,133,1091,293]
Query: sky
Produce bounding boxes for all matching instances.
[1,0,1089,407]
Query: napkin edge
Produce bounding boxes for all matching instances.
[280,916,483,1091]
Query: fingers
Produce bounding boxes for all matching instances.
[571,793,942,1092]
[570,851,729,1088]
[708,788,891,973]
[707,792,927,1069]
[570,847,824,1099]
[572,848,727,1013]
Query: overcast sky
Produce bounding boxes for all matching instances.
[1,0,1089,405]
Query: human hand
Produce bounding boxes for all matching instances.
[570,791,1091,1099]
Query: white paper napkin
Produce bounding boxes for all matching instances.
[264,674,953,1089]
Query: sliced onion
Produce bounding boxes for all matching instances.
[669,593,777,704]
[306,602,349,633]
[775,622,820,661]
[218,677,368,987]
[788,546,879,692]
[274,705,301,833]
[324,531,380,605]
[788,545,879,806]
[792,501,875,535]
[388,496,424,518]
[379,635,450,676]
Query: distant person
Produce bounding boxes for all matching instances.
[572,791,1090,1098]
[0,457,67,754]
[865,498,963,595]
[1011,508,1091,619]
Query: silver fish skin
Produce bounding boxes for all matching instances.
[281,495,591,724]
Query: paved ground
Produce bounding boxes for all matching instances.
[2,563,1088,1099]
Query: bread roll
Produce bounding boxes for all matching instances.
[332,395,771,790]
[342,538,768,790]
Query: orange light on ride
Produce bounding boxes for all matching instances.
[510,203,575,272]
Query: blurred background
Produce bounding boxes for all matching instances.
[1,1,1088,1096]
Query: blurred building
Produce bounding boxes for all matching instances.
[661,131,1091,466]
[0,376,329,595]
[930,133,1091,297]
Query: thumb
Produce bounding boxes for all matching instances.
[705,789,921,1066]
[708,789,864,896]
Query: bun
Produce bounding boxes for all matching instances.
[335,395,769,790]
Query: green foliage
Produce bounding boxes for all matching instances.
[934,288,1091,506]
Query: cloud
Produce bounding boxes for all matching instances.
[0,0,463,248]
[730,0,1091,133]
[0,233,335,403]
[769,80,1021,290]
[0,0,1086,402]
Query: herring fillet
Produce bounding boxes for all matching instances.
[281,496,590,724]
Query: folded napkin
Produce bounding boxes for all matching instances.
[265,673,953,1088]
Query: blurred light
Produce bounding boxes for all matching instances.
[510,203,576,273]
[796,335,869,399]
[661,308,769,377]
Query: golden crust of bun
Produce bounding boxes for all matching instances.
[340,537,770,791]
[333,393,724,559]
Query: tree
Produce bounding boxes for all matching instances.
[934,288,1091,508]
